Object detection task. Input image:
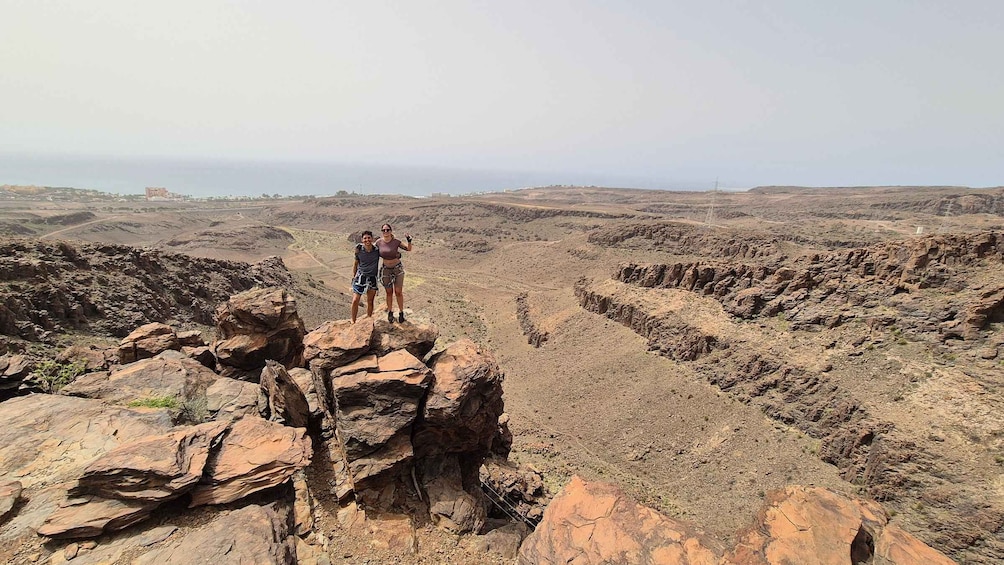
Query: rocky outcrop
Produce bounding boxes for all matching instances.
[0,480,21,524]
[588,221,784,260]
[305,322,509,535]
[0,237,296,340]
[576,276,999,561]
[724,486,955,565]
[133,502,297,565]
[260,359,311,429]
[521,477,953,565]
[31,416,310,539]
[519,475,722,565]
[60,350,220,409]
[516,293,548,347]
[72,421,230,502]
[118,322,180,364]
[328,350,432,494]
[611,231,1004,338]
[189,417,312,507]
[212,287,306,378]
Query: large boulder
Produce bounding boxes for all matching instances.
[303,318,375,371]
[519,475,722,565]
[118,322,180,364]
[331,350,433,492]
[369,320,439,359]
[212,287,306,377]
[72,420,230,502]
[414,338,505,459]
[0,353,31,400]
[205,377,265,420]
[0,395,173,543]
[723,486,955,565]
[60,350,219,408]
[189,416,312,506]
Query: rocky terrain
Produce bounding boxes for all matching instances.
[1,184,1003,563]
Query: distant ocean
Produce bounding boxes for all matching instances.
[0,153,693,198]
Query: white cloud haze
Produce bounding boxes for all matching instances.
[1,0,1002,188]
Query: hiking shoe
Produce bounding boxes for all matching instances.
[387,311,394,323]
[398,311,406,323]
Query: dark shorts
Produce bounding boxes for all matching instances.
[352,273,379,295]
[380,262,405,288]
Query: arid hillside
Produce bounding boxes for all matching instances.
[2,184,1003,563]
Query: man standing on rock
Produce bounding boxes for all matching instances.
[351,230,381,323]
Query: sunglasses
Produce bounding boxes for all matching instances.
[381,228,391,232]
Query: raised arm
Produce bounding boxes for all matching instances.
[401,234,414,252]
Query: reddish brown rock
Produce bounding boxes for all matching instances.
[369,319,439,359]
[205,376,264,420]
[213,287,306,373]
[132,503,296,565]
[57,344,115,372]
[189,417,312,506]
[60,350,219,407]
[0,353,31,399]
[118,322,180,364]
[0,480,22,524]
[723,486,954,565]
[414,339,505,459]
[37,495,157,539]
[287,367,324,425]
[518,475,721,565]
[303,318,374,371]
[73,420,230,502]
[260,359,310,429]
[175,330,205,348]
[330,350,432,491]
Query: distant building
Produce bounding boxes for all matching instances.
[145,187,169,200]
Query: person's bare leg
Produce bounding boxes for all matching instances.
[385,286,394,321]
[395,286,405,312]
[351,293,361,323]
[366,290,376,317]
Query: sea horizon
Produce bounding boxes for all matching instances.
[0,152,714,198]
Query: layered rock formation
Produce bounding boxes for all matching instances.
[0,238,296,340]
[520,476,953,565]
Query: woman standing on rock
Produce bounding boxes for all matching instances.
[377,223,413,323]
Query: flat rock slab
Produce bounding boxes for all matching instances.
[74,420,230,501]
[205,376,263,420]
[303,318,375,370]
[37,495,157,539]
[132,504,295,565]
[47,524,179,565]
[0,395,173,491]
[189,417,312,506]
[60,350,220,406]
[369,320,439,359]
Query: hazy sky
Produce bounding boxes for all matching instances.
[2,0,1002,188]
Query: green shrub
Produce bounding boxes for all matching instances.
[127,396,180,409]
[30,359,86,393]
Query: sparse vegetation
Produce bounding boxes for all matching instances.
[29,359,86,393]
[127,395,181,409]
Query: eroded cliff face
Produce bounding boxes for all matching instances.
[575,231,1004,563]
[0,237,295,340]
